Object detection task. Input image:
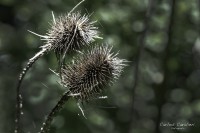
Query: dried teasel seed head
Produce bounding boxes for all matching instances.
[40,12,101,61]
[16,7,101,132]
[60,44,127,101]
[16,1,100,132]
[17,11,101,103]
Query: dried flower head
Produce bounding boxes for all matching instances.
[40,12,101,61]
[61,45,126,101]
[29,11,101,62]
[17,11,101,97]
[15,2,101,132]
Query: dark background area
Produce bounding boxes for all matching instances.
[0,0,200,133]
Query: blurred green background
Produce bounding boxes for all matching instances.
[0,0,200,133]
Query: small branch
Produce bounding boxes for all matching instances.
[39,91,71,133]
[128,0,155,132]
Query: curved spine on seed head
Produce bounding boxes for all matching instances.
[60,44,127,102]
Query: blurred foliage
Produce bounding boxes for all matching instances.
[0,0,199,133]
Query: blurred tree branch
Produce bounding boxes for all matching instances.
[128,0,155,132]
[154,0,176,133]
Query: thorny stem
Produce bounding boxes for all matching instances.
[15,48,47,133]
[39,91,71,133]
[128,0,154,132]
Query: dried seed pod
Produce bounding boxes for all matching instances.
[42,12,101,61]
[39,44,126,133]
[17,11,100,99]
[15,7,101,133]
[61,45,126,101]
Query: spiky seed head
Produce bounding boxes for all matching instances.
[60,44,126,101]
[42,12,100,59]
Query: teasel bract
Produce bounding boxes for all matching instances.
[15,2,101,132]
[39,44,126,133]
[61,44,126,101]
